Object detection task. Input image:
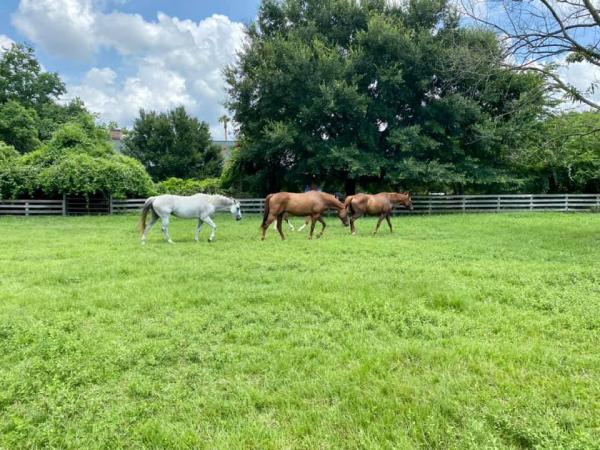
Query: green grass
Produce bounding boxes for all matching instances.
[0,212,599,449]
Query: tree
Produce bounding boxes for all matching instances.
[0,43,65,108]
[124,106,223,181]
[219,114,231,141]
[225,0,550,195]
[515,111,600,192]
[460,0,600,110]
[0,43,92,146]
[0,100,41,153]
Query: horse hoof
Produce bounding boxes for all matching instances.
[141,240,146,245]
[168,240,175,244]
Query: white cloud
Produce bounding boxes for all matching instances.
[557,61,600,110]
[12,0,245,137]
[13,0,97,60]
[0,34,15,51]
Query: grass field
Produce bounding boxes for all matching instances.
[0,212,599,449]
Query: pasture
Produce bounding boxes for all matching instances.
[0,213,599,449]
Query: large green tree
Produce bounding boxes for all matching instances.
[0,43,65,108]
[124,106,223,181]
[0,43,89,151]
[515,112,600,193]
[225,0,550,195]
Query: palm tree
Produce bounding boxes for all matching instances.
[218,115,231,142]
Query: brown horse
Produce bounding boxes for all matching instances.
[261,191,349,240]
[344,192,413,235]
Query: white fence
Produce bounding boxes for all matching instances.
[1,194,599,216]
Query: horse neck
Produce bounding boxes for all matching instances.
[387,193,408,204]
[209,195,233,210]
[320,193,343,210]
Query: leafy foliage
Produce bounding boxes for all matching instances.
[156,177,223,195]
[0,100,41,153]
[516,112,600,193]
[0,43,65,108]
[0,119,154,199]
[124,106,223,181]
[225,0,550,195]
[0,43,90,152]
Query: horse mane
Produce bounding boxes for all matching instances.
[386,192,411,202]
[319,191,344,208]
[193,193,234,206]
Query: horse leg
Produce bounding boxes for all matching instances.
[261,214,277,240]
[161,215,174,244]
[297,216,309,231]
[141,212,159,244]
[283,213,295,231]
[373,213,385,235]
[316,216,326,238]
[195,219,204,242]
[203,216,217,242]
[276,213,286,240]
[386,213,393,233]
[308,217,317,240]
[350,212,362,235]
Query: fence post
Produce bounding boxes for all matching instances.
[461,196,466,213]
[62,194,67,216]
[529,194,533,211]
[25,201,29,216]
[428,196,432,214]
[109,195,113,215]
[565,194,569,212]
[496,195,500,212]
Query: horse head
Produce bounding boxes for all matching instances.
[337,206,350,226]
[230,200,242,220]
[390,192,413,210]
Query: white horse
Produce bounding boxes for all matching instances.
[139,194,242,244]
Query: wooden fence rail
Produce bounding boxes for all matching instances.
[1,194,599,216]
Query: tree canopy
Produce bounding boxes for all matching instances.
[515,112,600,193]
[124,106,223,181]
[224,0,551,195]
[0,43,89,152]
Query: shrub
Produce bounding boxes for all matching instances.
[156,177,223,195]
[38,153,154,199]
[0,121,154,199]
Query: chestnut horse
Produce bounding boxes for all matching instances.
[344,192,413,235]
[261,191,349,240]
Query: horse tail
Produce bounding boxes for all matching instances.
[139,197,155,233]
[344,195,354,216]
[261,194,272,227]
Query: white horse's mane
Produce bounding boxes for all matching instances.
[192,193,234,206]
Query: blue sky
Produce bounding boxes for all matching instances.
[0,0,261,138]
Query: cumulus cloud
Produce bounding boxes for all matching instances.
[12,0,245,137]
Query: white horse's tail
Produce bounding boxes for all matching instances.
[139,197,155,233]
